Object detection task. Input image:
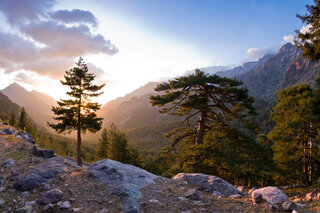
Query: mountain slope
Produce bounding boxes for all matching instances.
[1,83,56,128]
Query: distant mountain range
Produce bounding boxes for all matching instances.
[1,83,57,129]
[1,43,319,153]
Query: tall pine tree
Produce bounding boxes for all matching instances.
[98,128,109,159]
[49,57,105,166]
[150,69,257,168]
[18,107,27,130]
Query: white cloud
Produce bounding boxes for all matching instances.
[246,46,278,61]
[50,9,98,28]
[283,35,294,44]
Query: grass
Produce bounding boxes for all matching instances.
[4,150,26,160]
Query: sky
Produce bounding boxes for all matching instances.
[0,0,313,104]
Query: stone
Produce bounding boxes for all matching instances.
[37,188,63,205]
[88,159,158,213]
[282,201,294,211]
[72,208,83,212]
[32,146,54,159]
[42,203,54,213]
[25,200,36,206]
[248,187,257,195]
[4,128,15,135]
[0,174,3,180]
[295,202,306,208]
[305,192,316,202]
[21,191,29,198]
[14,156,68,191]
[9,170,18,181]
[17,131,35,144]
[149,199,161,205]
[0,199,6,207]
[16,206,32,213]
[229,194,242,199]
[178,197,188,202]
[57,200,71,209]
[2,158,15,167]
[185,189,202,200]
[251,187,288,205]
[172,173,240,196]
[0,180,3,186]
[252,192,263,204]
[237,186,245,192]
[0,187,4,192]
[292,210,298,213]
[42,183,51,191]
[293,198,302,203]
[212,191,223,197]
[99,208,109,213]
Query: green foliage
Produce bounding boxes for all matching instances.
[48,57,105,166]
[98,128,109,159]
[150,69,258,180]
[269,84,319,185]
[9,111,17,127]
[296,0,320,61]
[18,107,27,130]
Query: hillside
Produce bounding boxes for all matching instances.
[0,91,23,120]
[1,83,56,129]
[0,122,319,213]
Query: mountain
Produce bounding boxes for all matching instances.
[236,43,319,101]
[215,54,274,78]
[1,83,57,128]
[0,91,24,120]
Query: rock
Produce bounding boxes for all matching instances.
[265,202,278,211]
[21,191,29,198]
[248,187,257,195]
[37,188,63,205]
[17,131,35,144]
[32,146,54,159]
[0,174,3,180]
[72,208,83,212]
[305,192,316,202]
[57,201,71,209]
[87,159,158,213]
[237,186,245,192]
[229,194,242,199]
[9,170,18,181]
[42,183,51,191]
[251,187,288,205]
[2,158,15,167]
[185,189,202,200]
[293,198,302,203]
[295,202,306,208]
[212,191,223,197]
[149,199,162,205]
[14,156,68,191]
[42,203,54,213]
[0,199,6,207]
[99,208,109,213]
[282,201,294,211]
[25,200,36,206]
[0,187,4,192]
[252,192,263,204]
[0,180,3,186]
[292,210,298,213]
[178,196,188,202]
[61,210,73,213]
[172,173,240,196]
[4,128,15,135]
[16,206,32,213]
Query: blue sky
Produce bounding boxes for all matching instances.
[0,0,313,103]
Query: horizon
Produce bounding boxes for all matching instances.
[0,0,311,105]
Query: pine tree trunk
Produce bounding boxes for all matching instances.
[303,139,310,185]
[77,126,82,166]
[308,137,313,185]
[196,111,207,145]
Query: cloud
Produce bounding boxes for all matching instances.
[246,46,278,61]
[283,35,294,44]
[22,21,117,58]
[50,9,98,28]
[0,0,117,81]
[0,0,55,25]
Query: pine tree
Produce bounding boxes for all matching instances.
[108,123,131,163]
[98,128,109,159]
[9,111,16,127]
[296,0,320,60]
[269,84,317,185]
[48,57,105,166]
[18,107,27,130]
[150,69,257,167]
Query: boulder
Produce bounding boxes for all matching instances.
[16,206,32,213]
[87,159,158,213]
[57,200,71,209]
[42,203,54,213]
[17,131,35,144]
[172,173,240,196]
[305,192,316,202]
[282,201,294,211]
[37,188,63,205]
[229,194,242,199]
[14,157,68,191]
[32,146,54,159]
[251,187,288,205]
[252,193,263,204]
[185,189,202,200]
[2,158,15,167]
[4,128,15,135]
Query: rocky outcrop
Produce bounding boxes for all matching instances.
[251,187,288,206]
[14,157,68,191]
[37,188,64,205]
[172,173,240,196]
[87,159,158,213]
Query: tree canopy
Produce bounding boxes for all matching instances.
[48,57,105,166]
